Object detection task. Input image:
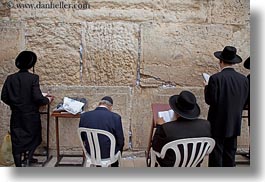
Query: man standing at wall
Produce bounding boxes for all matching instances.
[79,96,124,167]
[1,51,53,167]
[204,46,249,167]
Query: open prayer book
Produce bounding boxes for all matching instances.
[158,109,177,123]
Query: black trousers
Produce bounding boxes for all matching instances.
[208,136,237,167]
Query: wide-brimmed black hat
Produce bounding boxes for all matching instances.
[169,91,200,120]
[15,51,37,70]
[244,57,250,70]
[214,46,242,64]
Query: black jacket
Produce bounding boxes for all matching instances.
[152,117,211,167]
[205,68,249,137]
[1,70,49,154]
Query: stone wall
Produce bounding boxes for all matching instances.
[0,0,250,154]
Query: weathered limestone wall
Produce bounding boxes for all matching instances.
[0,0,250,154]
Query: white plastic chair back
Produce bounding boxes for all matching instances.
[151,137,215,167]
[77,127,121,167]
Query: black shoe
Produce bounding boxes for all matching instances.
[29,158,38,163]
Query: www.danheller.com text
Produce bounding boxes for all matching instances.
[13,1,90,9]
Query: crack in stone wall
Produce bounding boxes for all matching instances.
[136,23,142,86]
[140,73,178,88]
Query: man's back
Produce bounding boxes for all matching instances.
[1,71,49,112]
[205,68,249,137]
[152,118,211,167]
[79,107,124,158]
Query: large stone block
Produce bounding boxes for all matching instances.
[210,0,250,25]
[25,22,81,85]
[82,22,139,86]
[152,0,209,23]
[130,87,154,150]
[140,23,250,87]
[75,0,209,23]
[0,21,24,84]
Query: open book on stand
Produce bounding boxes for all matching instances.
[158,109,176,123]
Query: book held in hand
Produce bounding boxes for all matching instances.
[202,73,210,84]
[158,109,177,123]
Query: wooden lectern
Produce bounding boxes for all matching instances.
[146,103,171,167]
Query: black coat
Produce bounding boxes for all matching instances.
[204,68,249,137]
[246,74,250,126]
[1,70,49,155]
[152,118,211,167]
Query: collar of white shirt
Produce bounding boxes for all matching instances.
[221,65,234,71]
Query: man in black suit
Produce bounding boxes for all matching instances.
[244,57,250,127]
[204,46,249,167]
[1,51,53,167]
[243,57,250,159]
[152,91,212,167]
[79,96,124,167]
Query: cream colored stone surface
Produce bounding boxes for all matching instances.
[210,0,250,25]
[141,23,250,87]
[25,22,81,86]
[0,21,24,84]
[82,22,138,86]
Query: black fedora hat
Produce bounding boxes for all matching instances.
[214,46,242,64]
[15,51,37,70]
[244,57,250,70]
[169,91,200,120]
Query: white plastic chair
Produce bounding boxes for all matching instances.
[150,137,215,167]
[77,127,121,167]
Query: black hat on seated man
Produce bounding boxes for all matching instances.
[214,46,242,64]
[169,91,200,120]
[244,57,250,70]
[101,96,113,105]
[15,51,37,70]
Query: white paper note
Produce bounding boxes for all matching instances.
[63,97,85,115]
